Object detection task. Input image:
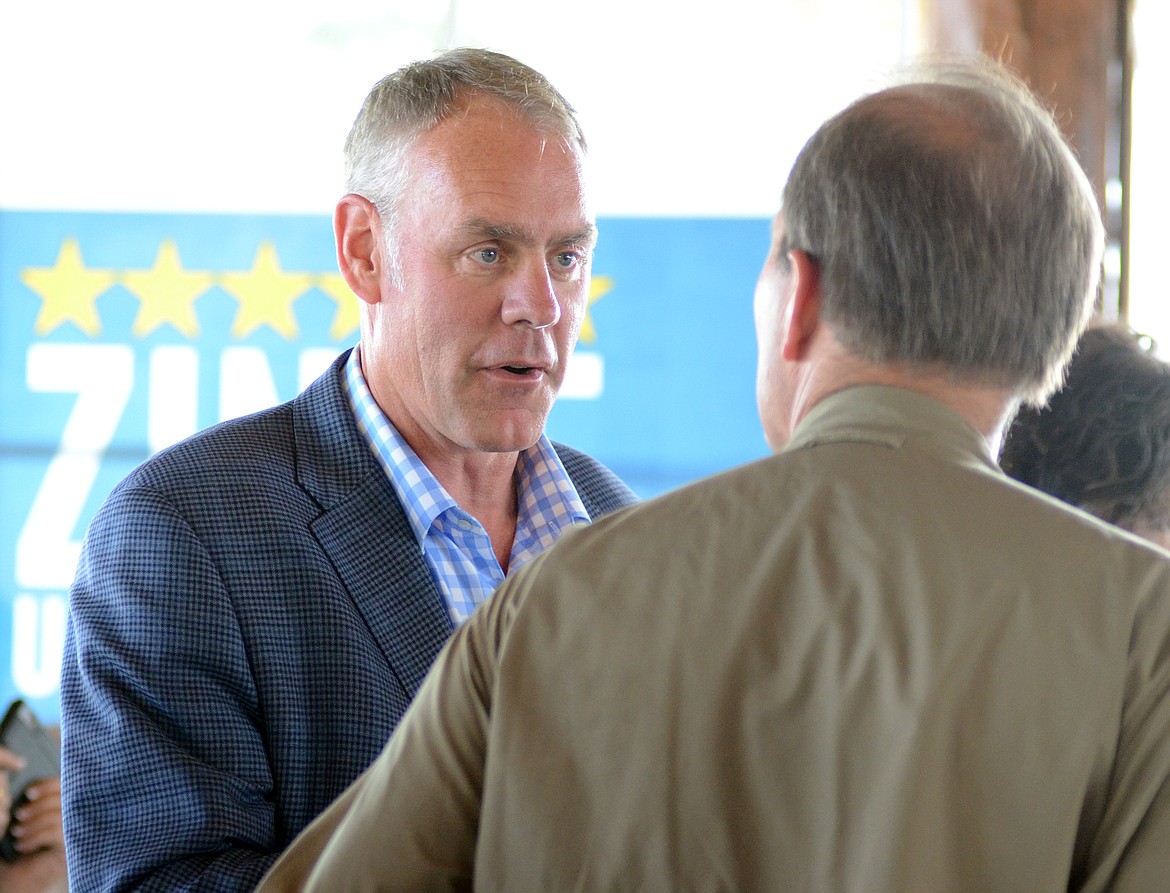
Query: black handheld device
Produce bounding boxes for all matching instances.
[0,699,60,861]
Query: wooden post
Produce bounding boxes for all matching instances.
[919,0,1130,318]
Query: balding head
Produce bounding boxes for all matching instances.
[778,59,1105,406]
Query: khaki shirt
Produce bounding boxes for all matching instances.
[259,387,1170,892]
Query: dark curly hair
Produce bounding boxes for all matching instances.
[1000,323,1170,534]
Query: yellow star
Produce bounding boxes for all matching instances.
[21,238,116,337]
[579,275,613,345]
[315,272,361,341]
[120,240,214,338]
[219,242,314,340]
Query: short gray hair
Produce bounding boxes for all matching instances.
[343,48,587,281]
[780,58,1105,405]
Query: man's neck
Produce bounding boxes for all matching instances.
[348,345,526,570]
[789,345,1018,454]
[416,446,523,572]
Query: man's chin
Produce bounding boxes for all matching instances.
[473,433,544,454]
[465,413,549,455]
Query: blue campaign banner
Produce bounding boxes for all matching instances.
[0,210,771,720]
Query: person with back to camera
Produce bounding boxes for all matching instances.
[59,48,636,891]
[1001,322,1170,549]
[258,57,1170,892]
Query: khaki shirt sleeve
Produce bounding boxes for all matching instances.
[1078,578,1170,892]
[256,578,518,893]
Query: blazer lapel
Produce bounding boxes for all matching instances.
[311,478,455,699]
[293,352,455,699]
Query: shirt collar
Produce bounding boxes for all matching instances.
[342,346,589,553]
[786,385,999,472]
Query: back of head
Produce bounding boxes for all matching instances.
[780,58,1105,406]
[344,47,586,222]
[1001,324,1170,536]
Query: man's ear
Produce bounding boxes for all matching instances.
[334,193,385,306]
[780,249,823,362]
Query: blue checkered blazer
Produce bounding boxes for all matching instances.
[60,349,637,892]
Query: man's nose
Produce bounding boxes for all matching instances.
[500,260,561,329]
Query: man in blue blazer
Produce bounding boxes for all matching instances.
[59,48,636,891]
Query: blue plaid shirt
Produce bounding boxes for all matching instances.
[344,347,590,623]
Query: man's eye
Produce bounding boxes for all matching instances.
[554,252,579,269]
[475,247,500,264]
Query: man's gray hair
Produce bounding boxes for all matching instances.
[343,48,587,283]
[780,58,1105,405]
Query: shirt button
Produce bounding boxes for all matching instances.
[457,519,472,531]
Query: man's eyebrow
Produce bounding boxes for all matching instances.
[458,219,597,248]
[560,224,599,249]
[459,219,531,242]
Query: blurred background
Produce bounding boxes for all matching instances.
[0,0,1163,719]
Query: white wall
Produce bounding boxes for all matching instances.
[1126,1,1170,349]
[0,0,916,217]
